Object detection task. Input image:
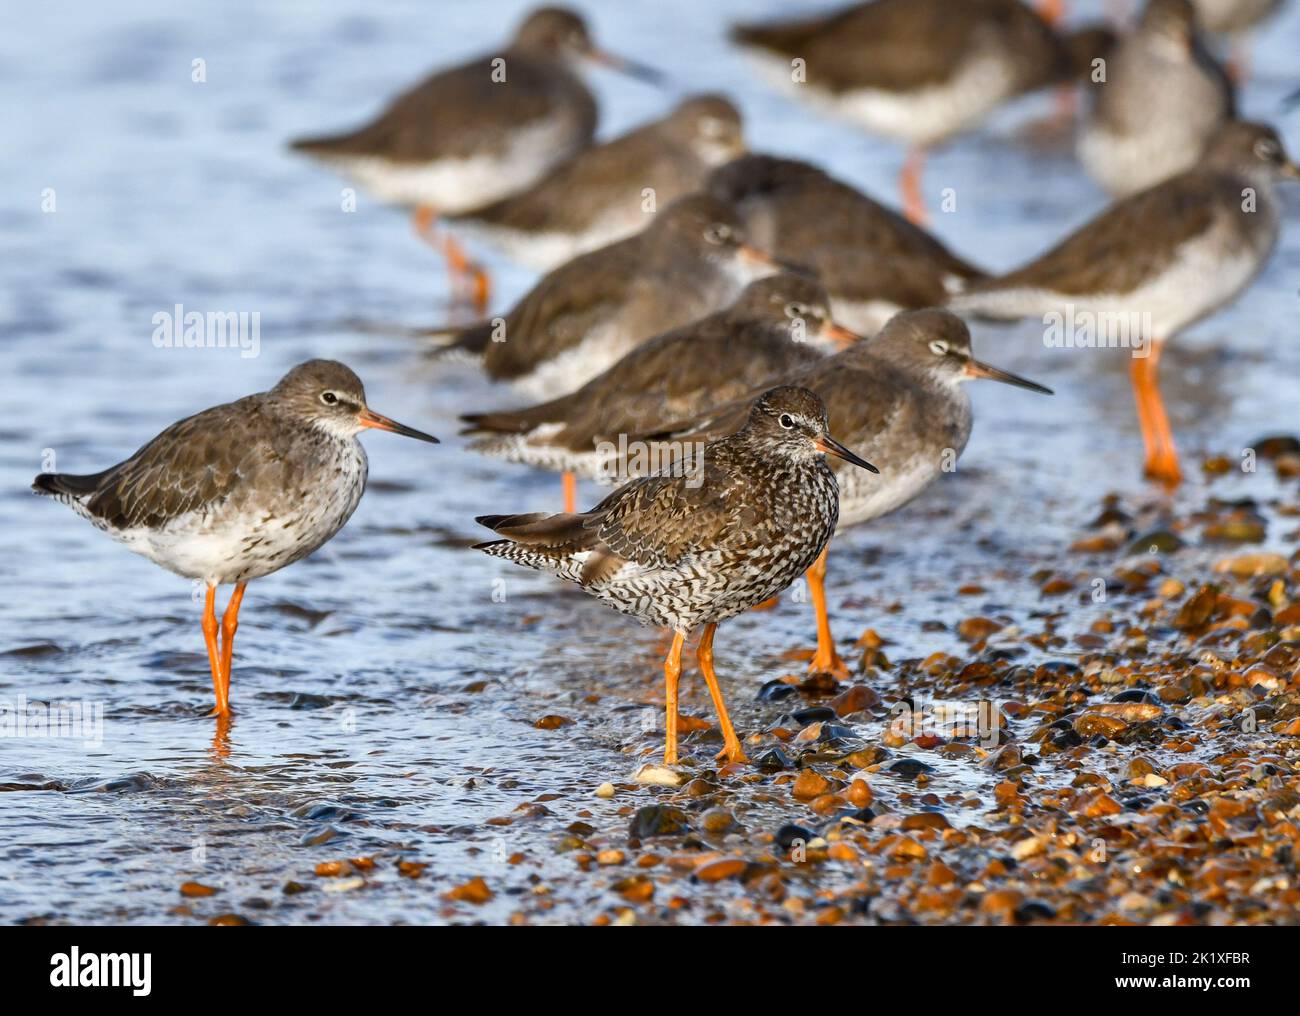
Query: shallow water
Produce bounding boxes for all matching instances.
[2,0,1299,924]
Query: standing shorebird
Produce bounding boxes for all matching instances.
[450,94,746,271]
[730,0,1112,223]
[1078,0,1234,197]
[460,274,860,510]
[428,194,792,400]
[707,154,987,334]
[289,6,659,312]
[475,387,877,765]
[630,310,1051,677]
[955,120,1297,486]
[32,361,439,717]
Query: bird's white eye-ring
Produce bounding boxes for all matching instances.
[929,340,949,355]
[704,223,732,245]
[784,302,808,318]
[1254,138,1280,160]
[779,413,795,429]
[320,391,340,405]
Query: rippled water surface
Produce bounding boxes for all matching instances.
[3,0,1299,924]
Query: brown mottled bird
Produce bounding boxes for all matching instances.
[460,274,861,511]
[954,120,1297,486]
[32,361,439,717]
[707,154,987,334]
[428,194,791,401]
[625,310,1051,678]
[476,386,877,765]
[290,6,660,311]
[1078,0,1235,196]
[730,0,1112,222]
[451,94,747,270]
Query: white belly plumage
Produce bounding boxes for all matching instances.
[744,49,1017,146]
[100,449,368,586]
[320,115,579,213]
[954,214,1274,338]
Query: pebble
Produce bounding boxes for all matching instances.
[179,881,217,898]
[693,857,746,882]
[957,617,1003,642]
[792,769,836,801]
[445,877,493,904]
[595,782,615,799]
[633,764,684,787]
[1214,553,1288,578]
[776,824,815,851]
[699,807,735,834]
[628,805,690,840]
[322,876,366,893]
[533,714,573,730]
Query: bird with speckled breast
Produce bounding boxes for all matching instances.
[475,386,877,766]
[32,360,439,717]
[624,310,1051,679]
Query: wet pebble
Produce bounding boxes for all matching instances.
[629,805,690,840]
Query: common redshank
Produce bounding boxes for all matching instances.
[32,360,439,716]
[427,194,792,400]
[627,309,1051,678]
[730,0,1112,223]
[450,94,746,270]
[290,6,660,312]
[954,120,1296,487]
[475,386,877,765]
[1078,0,1234,196]
[707,154,987,334]
[460,274,860,510]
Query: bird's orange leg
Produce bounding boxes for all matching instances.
[412,206,491,315]
[1130,340,1181,487]
[219,582,247,703]
[749,594,780,611]
[663,630,685,765]
[441,233,492,316]
[563,471,578,514]
[805,546,849,679]
[697,623,748,764]
[900,148,928,226]
[202,585,228,717]
[412,204,438,241]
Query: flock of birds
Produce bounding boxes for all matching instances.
[33,0,1296,766]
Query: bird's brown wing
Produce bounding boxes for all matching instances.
[477,460,740,584]
[734,0,1034,94]
[482,234,647,379]
[454,123,685,231]
[78,397,271,531]
[980,173,1227,296]
[292,53,587,163]
[585,464,741,569]
[560,317,824,451]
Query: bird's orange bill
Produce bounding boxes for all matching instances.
[737,244,811,277]
[825,322,865,349]
[1280,160,1300,180]
[357,408,440,443]
[588,49,664,85]
[816,435,878,473]
[964,359,1054,395]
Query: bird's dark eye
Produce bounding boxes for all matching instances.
[704,223,732,245]
[779,413,795,429]
[320,391,339,405]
